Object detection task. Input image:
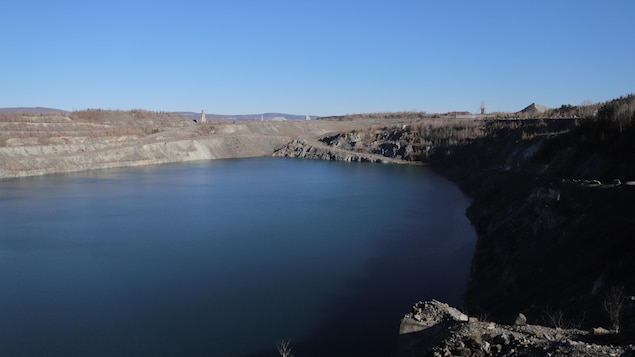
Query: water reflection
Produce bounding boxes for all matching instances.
[0,158,475,356]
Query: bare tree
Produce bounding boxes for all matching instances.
[603,285,624,332]
[580,99,594,117]
[277,340,293,357]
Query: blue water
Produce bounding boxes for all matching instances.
[0,158,476,356]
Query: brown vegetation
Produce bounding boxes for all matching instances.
[320,111,433,121]
[0,109,198,148]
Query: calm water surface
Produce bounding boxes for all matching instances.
[0,158,476,356]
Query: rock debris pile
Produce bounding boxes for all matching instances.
[272,138,398,163]
[397,300,635,357]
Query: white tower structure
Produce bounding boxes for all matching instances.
[480,101,486,115]
[200,110,206,124]
[305,114,311,121]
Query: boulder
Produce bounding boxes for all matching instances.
[399,300,468,335]
[514,313,527,326]
[591,327,610,335]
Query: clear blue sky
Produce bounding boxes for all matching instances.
[1,0,634,116]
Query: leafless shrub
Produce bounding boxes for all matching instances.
[603,285,624,332]
[277,340,293,357]
[477,311,491,323]
[542,306,583,330]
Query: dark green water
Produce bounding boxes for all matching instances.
[0,157,476,356]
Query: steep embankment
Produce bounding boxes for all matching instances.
[272,136,409,163]
[0,111,408,179]
[424,114,635,328]
[0,117,289,178]
[273,118,489,163]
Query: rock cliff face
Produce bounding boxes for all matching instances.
[317,129,424,161]
[273,120,485,163]
[428,120,635,333]
[0,112,286,178]
[272,138,404,163]
[458,172,635,327]
[0,134,292,178]
[0,111,409,178]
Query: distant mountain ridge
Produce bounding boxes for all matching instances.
[0,107,70,115]
[0,108,316,121]
[175,112,317,122]
[0,104,561,120]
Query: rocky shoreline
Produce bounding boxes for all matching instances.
[273,114,635,355]
[3,108,634,355]
[0,111,416,179]
[397,300,635,356]
[272,138,407,163]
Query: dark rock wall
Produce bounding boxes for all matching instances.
[429,120,635,331]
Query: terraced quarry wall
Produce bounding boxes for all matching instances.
[0,111,419,178]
